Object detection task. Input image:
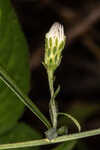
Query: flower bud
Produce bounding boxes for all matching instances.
[44,22,66,71]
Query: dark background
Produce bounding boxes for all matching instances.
[11,0,100,149]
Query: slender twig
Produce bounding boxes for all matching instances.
[0,128,100,149]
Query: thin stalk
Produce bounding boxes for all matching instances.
[48,70,54,98]
[0,65,51,129]
[0,128,100,149]
[48,70,57,129]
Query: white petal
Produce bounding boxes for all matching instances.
[46,22,65,48]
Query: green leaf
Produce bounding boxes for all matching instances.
[0,0,30,135]
[0,0,51,131]
[52,141,77,150]
[0,123,41,150]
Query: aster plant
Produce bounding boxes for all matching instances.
[43,22,81,140]
[0,22,100,149]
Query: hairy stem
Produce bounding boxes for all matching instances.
[48,70,57,129]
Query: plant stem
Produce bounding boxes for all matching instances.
[48,70,57,129]
[48,70,54,98]
[0,128,100,149]
[0,65,51,129]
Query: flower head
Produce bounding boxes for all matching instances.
[46,22,65,49]
[44,22,66,71]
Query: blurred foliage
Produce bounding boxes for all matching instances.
[0,123,41,150]
[0,0,29,135]
[0,0,41,149]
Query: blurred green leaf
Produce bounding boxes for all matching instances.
[0,123,41,150]
[52,141,77,150]
[0,0,30,135]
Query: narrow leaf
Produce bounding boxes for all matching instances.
[58,112,81,132]
[0,0,30,135]
[54,85,60,99]
[0,65,51,129]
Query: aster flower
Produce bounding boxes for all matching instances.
[46,22,65,49]
[44,22,66,71]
